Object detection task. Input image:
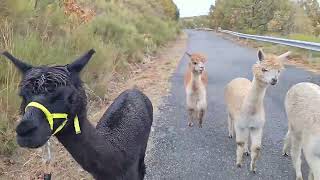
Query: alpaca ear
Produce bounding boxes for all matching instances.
[67,49,96,73]
[202,58,207,63]
[185,52,192,58]
[257,49,265,62]
[278,51,291,61]
[1,51,32,73]
[202,55,208,63]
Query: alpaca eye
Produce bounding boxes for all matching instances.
[262,68,268,72]
[193,62,197,65]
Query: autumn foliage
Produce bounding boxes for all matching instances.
[209,0,320,36]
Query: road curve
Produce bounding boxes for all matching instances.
[145,30,320,180]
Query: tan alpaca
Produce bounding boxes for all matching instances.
[224,49,291,172]
[282,82,320,180]
[184,52,208,128]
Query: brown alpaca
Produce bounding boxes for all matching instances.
[184,52,208,128]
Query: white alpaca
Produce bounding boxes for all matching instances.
[283,82,320,180]
[224,49,290,172]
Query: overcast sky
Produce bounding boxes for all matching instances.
[173,0,215,17]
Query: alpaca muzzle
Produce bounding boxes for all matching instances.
[199,67,204,73]
[25,102,81,135]
[270,78,278,85]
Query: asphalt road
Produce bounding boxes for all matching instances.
[145,30,320,180]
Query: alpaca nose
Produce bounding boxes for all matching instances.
[199,65,204,71]
[271,78,277,85]
[16,117,38,136]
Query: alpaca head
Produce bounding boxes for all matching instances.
[1,49,95,148]
[186,52,207,75]
[252,49,290,86]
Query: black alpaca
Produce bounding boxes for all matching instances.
[1,49,153,180]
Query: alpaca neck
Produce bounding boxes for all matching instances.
[243,77,268,114]
[56,114,125,178]
[191,72,202,91]
[192,72,201,79]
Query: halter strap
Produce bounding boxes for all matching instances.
[25,102,81,135]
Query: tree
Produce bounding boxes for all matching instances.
[290,3,313,34]
[159,0,180,20]
[208,4,215,28]
[267,0,295,34]
[209,0,295,34]
[299,0,320,35]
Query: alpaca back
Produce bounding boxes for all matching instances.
[285,82,320,134]
[96,89,153,179]
[224,77,251,119]
[184,66,192,89]
[285,82,320,179]
[97,89,153,151]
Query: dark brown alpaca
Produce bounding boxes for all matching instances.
[1,49,153,180]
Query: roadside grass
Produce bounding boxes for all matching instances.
[287,33,320,43]
[263,33,320,61]
[238,37,320,71]
[234,28,320,68]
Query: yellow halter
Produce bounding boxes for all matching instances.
[25,102,81,135]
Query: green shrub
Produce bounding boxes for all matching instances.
[242,28,258,35]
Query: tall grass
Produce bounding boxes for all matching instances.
[287,33,320,43]
[0,0,179,155]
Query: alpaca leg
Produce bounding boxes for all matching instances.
[282,129,291,156]
[250,128,263,173]
[188,108,194,127]
[291,135,303,180]
[313,165,320,180]
[304,139,320,180]
[228,113,234,138]
[198,109,205,128]
[139,157,146,179]
[308,171,314,180]
[244,138,250,156]
[306,155,320,180]
[235,126,249,168]
[312,167,320,180]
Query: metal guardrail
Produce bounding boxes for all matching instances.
[218,29,320,52]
